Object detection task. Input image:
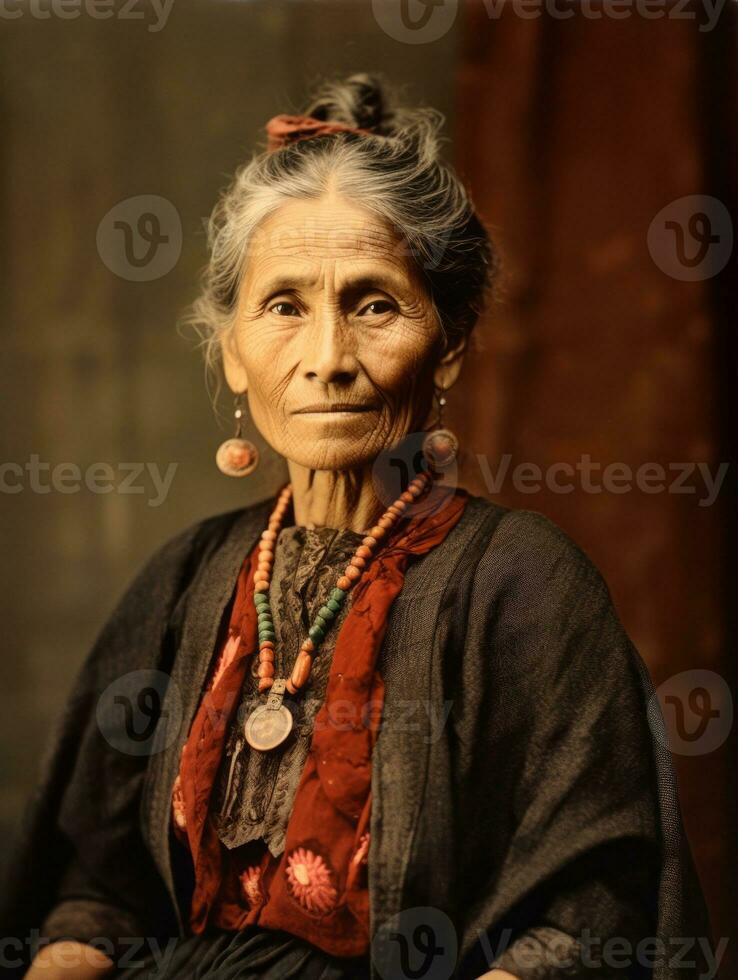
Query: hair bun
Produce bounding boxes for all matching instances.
[304,73,387,133]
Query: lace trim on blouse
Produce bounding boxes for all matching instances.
[212,523,363,856]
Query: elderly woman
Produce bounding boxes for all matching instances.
[4,75,710,980]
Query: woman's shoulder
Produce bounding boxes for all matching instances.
[461,495,640,689]
[461,492,612,608]
[120,497,274,609]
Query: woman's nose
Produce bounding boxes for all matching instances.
[302,311,359,385]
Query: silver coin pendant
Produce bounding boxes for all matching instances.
[244,703,293,752]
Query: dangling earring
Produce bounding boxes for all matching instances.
[215,393,259,477]
[422,385,459,471]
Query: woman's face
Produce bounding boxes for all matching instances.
[223,193,452,472]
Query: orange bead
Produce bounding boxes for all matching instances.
[290,651,313,690]
[301,637,315,653]
[258,661,274,679]
[387,505,403,517]
[400,491,414,504]
[259,648,274,663]
[337,575,352,591]
[258,677,274,693]
[356,545,372,559]
[345,565,361,582]
[350,555,366,570]
[362,535,378,549]
[392,498,408,511]
[286,679,298,695]
[378,515,394,529]
[259,640,275,651]
[261,529,277,542]
[370,526,386,539]
[254,578,270,592]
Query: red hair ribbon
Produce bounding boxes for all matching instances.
[265,113,373,152]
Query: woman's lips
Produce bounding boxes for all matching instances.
[292,403,378,414]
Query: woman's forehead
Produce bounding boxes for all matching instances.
[242,196,420,292]
[250,194,404,260]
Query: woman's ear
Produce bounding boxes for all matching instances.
[433,334,467,391]
[221,328,249,394]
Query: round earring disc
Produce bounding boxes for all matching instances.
[244,703,293,751]
[422,428,458,469]
[216,438,259,477]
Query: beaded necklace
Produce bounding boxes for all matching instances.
[243,470,432,751]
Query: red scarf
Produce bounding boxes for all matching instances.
[176,485,468,956]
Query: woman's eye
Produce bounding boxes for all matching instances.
[269,301,300,317]
[358,299,395,316]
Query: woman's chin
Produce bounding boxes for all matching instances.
[280,438,381,473]
[277,415,386,471]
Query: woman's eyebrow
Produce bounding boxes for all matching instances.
[254,270,411,300]
[336,273,409,298]
[254,273,315,297]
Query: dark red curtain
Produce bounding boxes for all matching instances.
[454,0,736,955]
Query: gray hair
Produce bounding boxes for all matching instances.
[189,73,497,381]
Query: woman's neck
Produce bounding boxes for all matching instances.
[286,462,384,533]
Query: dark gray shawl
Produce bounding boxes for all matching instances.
[0,494,712,978]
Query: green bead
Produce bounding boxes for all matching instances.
[308,624,326,642]
[258,628,275,641]
[318,605,335,621]
[326,598,342,614]
[314,615,329,631]
[254,592,269,605]
[330,587,347,604]
[257,612,273,625]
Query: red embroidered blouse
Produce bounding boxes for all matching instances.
[171,488,468,957]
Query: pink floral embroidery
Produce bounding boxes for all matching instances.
[352,832,370,867]
[239,865,265,909]
[210,633,241,690]
[171,743,188,831]
[171,773,186,830]
[285,847,337,915]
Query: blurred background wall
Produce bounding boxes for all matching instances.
[1,0,734,963]
[453,3,736,957]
